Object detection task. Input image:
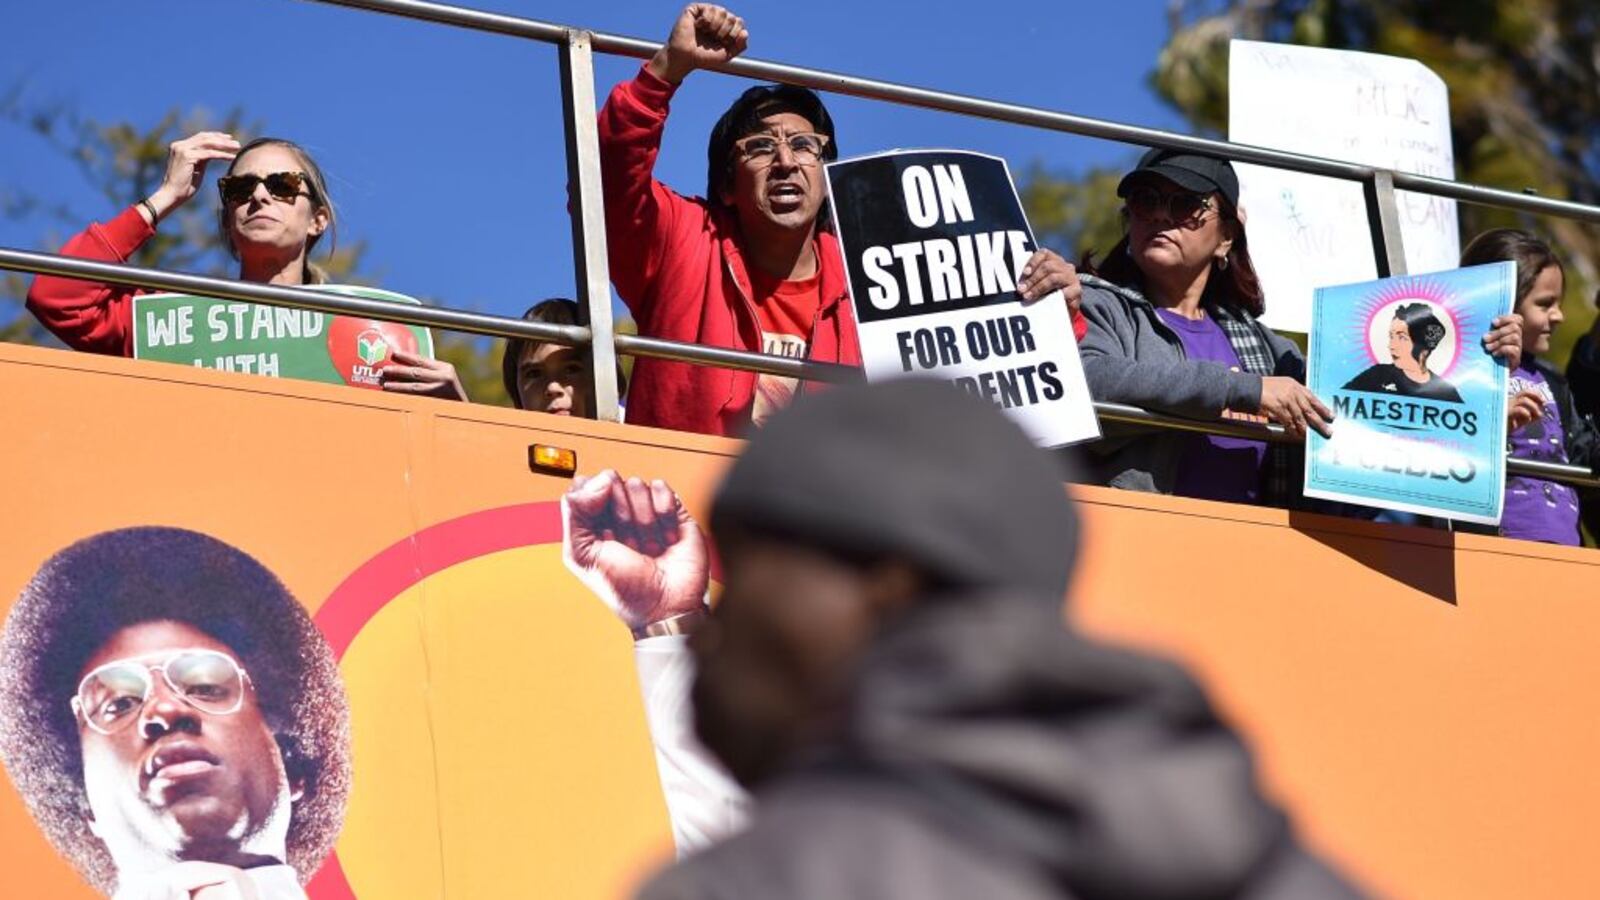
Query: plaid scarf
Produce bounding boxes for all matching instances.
[1212,307,1273,377]
[1211,305,1301,508]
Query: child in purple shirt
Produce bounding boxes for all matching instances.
[1461,229,1600,546]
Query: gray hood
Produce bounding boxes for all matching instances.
[713,378,1079,599]
[838,593,1363,899]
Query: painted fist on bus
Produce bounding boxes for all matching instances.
[562,470,710,632]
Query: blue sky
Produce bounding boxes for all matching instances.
[1,0,1186,322]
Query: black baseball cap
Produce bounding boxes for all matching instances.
[1117,148,1240,207]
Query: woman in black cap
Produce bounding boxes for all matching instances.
[1073,149,1326,505]
[1074,149,1521,506]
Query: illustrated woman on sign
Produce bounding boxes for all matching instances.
[1341,301,1464,403]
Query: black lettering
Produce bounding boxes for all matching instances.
[935,326,961,365]
[985,317,1013,357]
[896,330,916,372]
[996,368,1024,408]
[1009,315,1037,354]
[913,329,939,368]
[978,371,999,403]
[1013,365,1042,405]
[1334,394,1486,438]
[899,326,963,370]
[965,320,990,360]
[1038,361,1064,400]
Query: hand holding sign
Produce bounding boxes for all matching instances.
[1482,313,1523,369]
[562,470,709,632]
[650,4,749,85]
[378,350,468,402]
[1259,376,1334,439]
[1018,249,1082,315]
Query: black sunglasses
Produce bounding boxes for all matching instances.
[217,171,316,206]
[1123,186,1214,224]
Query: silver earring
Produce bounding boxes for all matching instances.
[1216,256,1230,271]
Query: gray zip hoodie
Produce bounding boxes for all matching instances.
[1077,274,1305,494]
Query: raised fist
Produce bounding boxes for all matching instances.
[562,470,709,632]
[649,4,749,84]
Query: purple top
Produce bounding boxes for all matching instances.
[1155,308,1266,503]
[1503,364,1580,545]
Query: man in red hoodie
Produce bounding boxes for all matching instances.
[599,5,1084,437]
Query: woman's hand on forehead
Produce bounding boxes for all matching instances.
[145,132,241,223]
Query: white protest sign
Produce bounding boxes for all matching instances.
[1229,39,1459,333]
[824,149,1100,447]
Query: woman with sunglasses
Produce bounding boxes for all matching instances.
[26,131,466,400]
[1076,149,1521,505]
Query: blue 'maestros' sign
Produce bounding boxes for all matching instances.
[1305,262,1515,523]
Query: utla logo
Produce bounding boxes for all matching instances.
[326,316,420,389]
[356,330,390,367]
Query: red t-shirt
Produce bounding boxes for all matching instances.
[749,270,821,426]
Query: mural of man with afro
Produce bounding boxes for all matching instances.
[0,527,351,899]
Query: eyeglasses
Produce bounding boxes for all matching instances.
[72,648,252,736]
[733,133,830,166]
[1123,186,1215,225]
[217,171,315,206]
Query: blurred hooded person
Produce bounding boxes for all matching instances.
[638,378,1364,899]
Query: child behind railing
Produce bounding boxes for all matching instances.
[1461,229,1600,545]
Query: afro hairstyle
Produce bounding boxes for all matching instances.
[0,527,351,894]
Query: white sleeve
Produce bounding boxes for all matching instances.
[112,863,306,900]
[633,635,751,856]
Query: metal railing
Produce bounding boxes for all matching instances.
[1,0,1597,491]
[6,246,1594,489]
[0,248,861,383]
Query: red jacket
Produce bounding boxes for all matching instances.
[26,205,153,355]
[599,65,864,438]
[600,67,1088,437]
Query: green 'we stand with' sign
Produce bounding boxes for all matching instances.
[132,284,436,390]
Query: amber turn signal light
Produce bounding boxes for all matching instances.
[528,444,578,477]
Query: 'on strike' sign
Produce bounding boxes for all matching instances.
[825,149,1099,447]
